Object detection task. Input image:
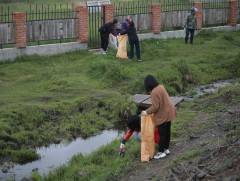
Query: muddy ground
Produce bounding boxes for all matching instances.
[118,89,240,181]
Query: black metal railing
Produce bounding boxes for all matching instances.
[203,0,229,9]
[114,0,152,16]
[26,3,76,21]
[0,5,13,23]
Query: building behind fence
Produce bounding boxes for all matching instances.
[0,0,239,52]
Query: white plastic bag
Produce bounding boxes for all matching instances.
[108,33,118,49]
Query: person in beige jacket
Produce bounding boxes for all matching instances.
[142,75,177,159]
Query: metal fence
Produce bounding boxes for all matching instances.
[0,6,13,23]
[26,4,76,21]
[0,0,234,23]
[114,1,151,16]
[0,3,76,23]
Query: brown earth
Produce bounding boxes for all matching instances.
[118,91,240,181]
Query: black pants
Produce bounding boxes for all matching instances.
[157,122,171,152]
[129,39,140,60]
[100,33,109,51]
[185,28,195,44]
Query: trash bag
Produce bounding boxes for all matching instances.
[116,35,128,59]
[108,33,118,49]
[141,114,155,162]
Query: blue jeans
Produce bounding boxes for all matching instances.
[129,39,140,60]
[185,28,195,44]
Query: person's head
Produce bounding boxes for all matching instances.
[113,19,118,25]
[144,75,159,93]
[191,7,198,14]
[126,18,131,23]
[127,115,140,130]
[129,21,135,27]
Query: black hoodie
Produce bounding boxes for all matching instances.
[120,21,139,43]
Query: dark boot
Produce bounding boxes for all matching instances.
[185,38,188,44]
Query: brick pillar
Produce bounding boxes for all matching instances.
[150,4,161,34]
[193,2,203,30]
[13,12,26,48]
[102,4,114,24]
[76,5,88,43]
[228,0,237,26]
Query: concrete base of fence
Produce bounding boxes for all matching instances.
[0,42,87,62]
[138,24,240,40]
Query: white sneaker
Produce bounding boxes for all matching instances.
[102,51,106,55]
[154,152,166,159]
[138,59,141,62]
[164,149,170,155]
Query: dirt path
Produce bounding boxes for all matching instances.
[119,99,240,181]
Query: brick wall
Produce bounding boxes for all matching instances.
[103,4,114,24]
[76,5,88,43]
[193,2,203,30]
[229,0,238,26]
[13,12,26,48]
[150,4,161,34]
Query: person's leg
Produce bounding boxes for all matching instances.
[135,40,141,60]
[129,41,134,60]
[157,123,166,152]
[103,35,109,51]
[190,29,195,44]
[100,34,104,49]
[154,123,167,159]
[165,122,171,149]
[185,28,190,44]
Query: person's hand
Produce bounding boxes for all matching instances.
[142,111,147,116]
[120,143,125,149]
[119,143,126,156]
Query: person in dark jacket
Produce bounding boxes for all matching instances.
[184,7,198,44]
[120,21,141,62]
[99,19,118,54]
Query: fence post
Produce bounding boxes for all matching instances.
[76,5,88,43]
[228,0,237,26]
[150,4,161,34]
[102,4,114,24]
[193,2,203,30]
[13,12,26,48]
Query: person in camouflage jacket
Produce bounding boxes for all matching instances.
[184,7,198,44]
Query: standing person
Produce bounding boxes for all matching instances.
[142,75,177,159]
[184,7,198,44]
[99,19,118,54]
[120,21,141,62]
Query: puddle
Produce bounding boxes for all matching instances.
[0,130,123,181]
[181,80,239,101]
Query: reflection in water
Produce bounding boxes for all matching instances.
[0,130,123,181]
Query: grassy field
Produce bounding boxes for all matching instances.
[0,29,240,179]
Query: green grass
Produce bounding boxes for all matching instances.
[0,30,240,177]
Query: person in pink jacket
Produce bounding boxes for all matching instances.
[142,75,177,159]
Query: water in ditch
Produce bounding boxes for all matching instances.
[0,130,124,181]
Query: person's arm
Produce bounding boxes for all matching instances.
[121,129,134,144]
[146,90,161,114]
